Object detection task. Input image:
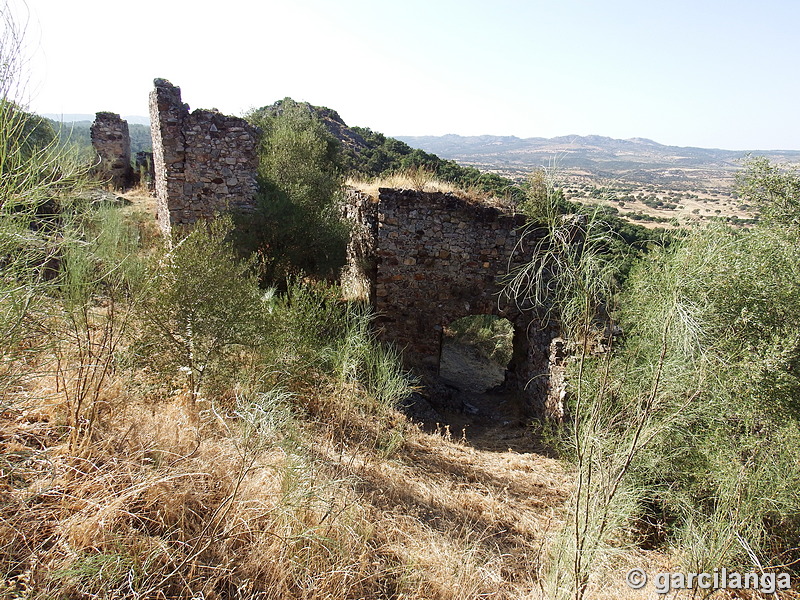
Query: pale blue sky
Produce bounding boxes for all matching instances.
[12,0,800,150]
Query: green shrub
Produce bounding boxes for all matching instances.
[244,100,349,283]
[51,200,149,450]
[267,281,412,413]
[736,155,800,227]
[135,217,268,401]
[0,55,92,409]
[614,222,800,570]
[513,167,800,598]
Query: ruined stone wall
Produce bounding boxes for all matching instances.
[345,188,563,417]
[134,151,154,190]
[149,79,260,236]
[90,112,133,189]
[342,190,378,304]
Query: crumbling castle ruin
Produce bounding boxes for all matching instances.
[146,79,564,419]
[344,188,564,418]
[148,79,260,236]
[90,112,133,189]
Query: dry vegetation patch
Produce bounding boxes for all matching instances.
[347,169,512,209]
[0,341,581,600]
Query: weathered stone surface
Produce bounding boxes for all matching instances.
[134,151,154,190]
[90,112,133,189]
[149,79,260,236]
[344,187,565,419]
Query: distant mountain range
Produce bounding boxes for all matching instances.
[40,112,800,188]
[394,134,800,185]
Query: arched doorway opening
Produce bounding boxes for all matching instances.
[439,315,515,393]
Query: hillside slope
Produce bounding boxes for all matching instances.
[250,99,520,198]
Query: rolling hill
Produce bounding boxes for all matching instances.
[395,134,800,186]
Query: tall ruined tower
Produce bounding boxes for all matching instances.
[90,112,133,189]
[148,78,260,236]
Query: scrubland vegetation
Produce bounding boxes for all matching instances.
[0,16,560,599]
[3,7,800,599]
[560,177,759,228]
[509,163,800,598]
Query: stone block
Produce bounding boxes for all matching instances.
[91,112,133,189]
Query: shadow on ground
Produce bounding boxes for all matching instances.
[400,340,558,456]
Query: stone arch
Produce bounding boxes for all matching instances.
[437,305,553,412]
[343,187,562,418]
[438,312,516,391]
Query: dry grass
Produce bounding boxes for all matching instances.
[347,169,512,209]
[0,289,574,599]
[120,187,159,220]
[5,371,781,599]
[3,193,795,599]
[0,362,568,599]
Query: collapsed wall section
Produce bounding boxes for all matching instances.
[90,112,133,189]
[342,190,379,304]
[148,78,260,236]
[345,188,563,418]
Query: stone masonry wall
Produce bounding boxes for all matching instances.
[149,78,260,236]
[90,112,133,189]
[345,188,563,418]
[134,151,154,190]
[341,190,378,304]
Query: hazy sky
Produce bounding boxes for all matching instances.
[10,0,800,150]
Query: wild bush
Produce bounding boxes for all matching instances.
[736,155,800,228]
[50,200,147,451]
[134,216,268,403]
[511,163,800,599]
[244,99,349,283]
[0,11,93,410]
[508,182,640,600]
[617,223,800,568]
[265,281,412,415]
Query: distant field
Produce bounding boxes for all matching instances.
[396,134,800,227]
[558,171,756,228]
[449,160,755,228]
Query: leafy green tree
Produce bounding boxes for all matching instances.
[245,99,349,283]
[736,155,800,227]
